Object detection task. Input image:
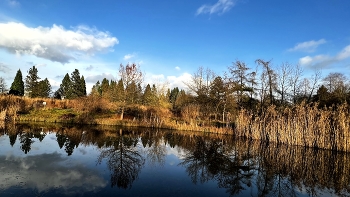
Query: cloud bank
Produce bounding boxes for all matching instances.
[196,0,236,15]
[299,45,350,68]
[0,22,118,64]
[288,39,326,53]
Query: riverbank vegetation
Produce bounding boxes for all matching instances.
[1,60,350,151]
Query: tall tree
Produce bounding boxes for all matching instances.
[276,62,292,105]
[54,73,71,99]
[68,69,86,99]
[228,60,250,104]
[25,66,40,98]
[9,69,24,96]
[37,78,51,97]
[0,77,7,93]
[256,59,276,105]
[119,63,143,119]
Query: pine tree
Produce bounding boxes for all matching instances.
[25,66,40,98]
[115,79,125,102]
[37,78,51,97]
[9,69,24,96]
[80,75,87,96]
[101,78,110,98]
[54,73,71,99]
[142,84,153,105]
[68,69,86,99]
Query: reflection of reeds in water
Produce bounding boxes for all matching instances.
[9,123,350,195]
[236,103,350,152]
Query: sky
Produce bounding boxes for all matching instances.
[0,0,350,93]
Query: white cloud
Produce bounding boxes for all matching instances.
[196,0,236,16]
[0,63,11,73]
[175,66,181,70]
[299,45,350,68]
[336,45,350,60]
[85,73,116,83]
[166,72,192,90]
[0,22,118,64]
[85,65,94,71]
[288,39,326,53]
[123,54,135,61]
[7,0,20,7]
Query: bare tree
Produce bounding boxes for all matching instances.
[307,69,322,102]
[289,64,303,104]
[118,63,143,120]
[276,62,292,105]
[0,77,7,93]
[256,59,277,105]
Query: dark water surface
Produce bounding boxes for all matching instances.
[0,123,349,197]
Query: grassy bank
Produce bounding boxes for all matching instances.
[3,95,350,152]
[0,95,232,134]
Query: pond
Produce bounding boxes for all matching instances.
[0,123,349,197]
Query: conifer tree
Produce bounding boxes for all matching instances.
[37,78,51,97]
[54,73,71,99]
[25,66,40,98]
[9,69,24,96]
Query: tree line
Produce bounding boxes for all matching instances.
[1,60,350,124]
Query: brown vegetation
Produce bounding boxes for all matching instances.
[236,102,350,152]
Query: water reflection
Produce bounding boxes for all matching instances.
[0,123,350,196]
[97,129,145,189]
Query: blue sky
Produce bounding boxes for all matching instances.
[0,0,350,92]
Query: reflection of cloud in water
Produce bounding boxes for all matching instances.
[0,152,107,195]
[78,148,87,155]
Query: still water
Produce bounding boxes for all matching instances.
[0,123,349,197]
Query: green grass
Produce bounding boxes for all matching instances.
[18,108,79,123]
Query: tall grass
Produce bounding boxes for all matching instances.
[236,102,350,152]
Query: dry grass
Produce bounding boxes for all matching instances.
[236,102,350,152]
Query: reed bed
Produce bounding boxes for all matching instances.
[235,102,350,152]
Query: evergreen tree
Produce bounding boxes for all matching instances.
[125,81,138,104]
[54,73,71,99]
[101,78,110,98]
[142,84,153,105]
[25,66,40,97]
[68,69,86,99]
[90,80,102,97]
[80,75,87,96]
[115,79,125,102]
[9,69,24,96]
[37,78,51,97]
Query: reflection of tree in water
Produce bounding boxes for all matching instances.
[64,136,80,156]
[144,130,166,167]
[179,136,255,196]
[98,130,145,189]
[9,133,17,147]
[56,132,67,149]
[19,132,34,154]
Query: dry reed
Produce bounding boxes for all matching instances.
[235,102,350,152]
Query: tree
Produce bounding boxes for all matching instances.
[25,66,40,97]
[185,67,216,121]
[119,63,143,120]
[142,84,158,106]
[54,73,71,99]
[228,60,251,105]
[9,69,24,96]
[67,69,86,99]
[256,59,277,106]
[0,77,7,93]
[37,78,51,97]
[275,62,292,105]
